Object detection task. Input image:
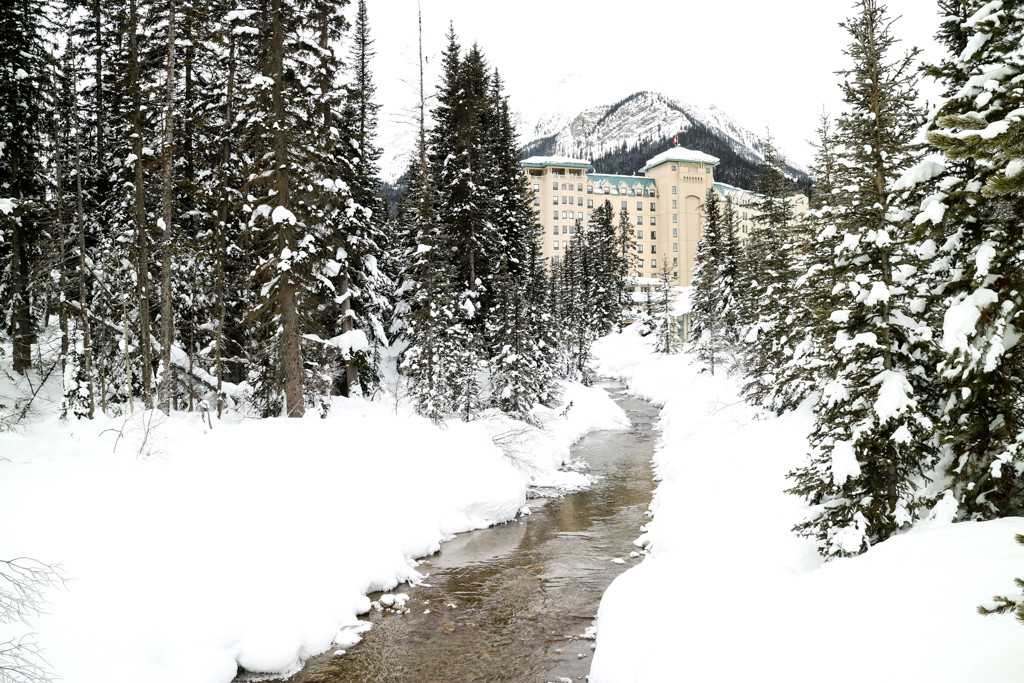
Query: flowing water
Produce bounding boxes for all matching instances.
[271,383,657,683]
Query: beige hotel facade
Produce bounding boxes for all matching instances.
[521,149,808,287]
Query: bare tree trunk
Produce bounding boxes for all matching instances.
[271,0,304,417]
[10,218,31,375]
[129,0,153,407]
[54,113,70,368]
[74,123,96,419]
[158,0,177,413]
[213,30,236,419]
[93,0,104,170]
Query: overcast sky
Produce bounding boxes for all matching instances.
[363,0,945,170]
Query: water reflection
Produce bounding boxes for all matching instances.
[266,385,657,683]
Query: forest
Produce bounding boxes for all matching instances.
[0,0,651,426]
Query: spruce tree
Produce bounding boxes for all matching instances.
[691,190,727,372]
[787,0,936,559]
[0,0,54,375]
[914,0,1024,518]
[736,134,799,409]
[652,259,682,355]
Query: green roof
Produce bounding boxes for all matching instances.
[589,174,657,193]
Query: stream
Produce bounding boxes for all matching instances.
[271,382,657,682]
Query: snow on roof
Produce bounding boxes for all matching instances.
[640,147,720,172]
[521,156,593,168]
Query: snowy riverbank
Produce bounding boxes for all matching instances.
[589,327,1024,683]
[0,381,627,683]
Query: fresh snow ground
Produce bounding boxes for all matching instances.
[0,359,627,683]
[588,326,1024,683]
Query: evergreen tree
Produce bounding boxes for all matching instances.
[778,113,846,409]
[0,0,54,375]
[736,134,800,409]
[652,259,682,355]
[691,190,728,372]
[787,0,936,559]
[913,0,1024,519]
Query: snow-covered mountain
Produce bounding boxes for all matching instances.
[380,90,808,188]
[521,91,808,185]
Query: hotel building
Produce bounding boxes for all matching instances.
[521,149,808,287]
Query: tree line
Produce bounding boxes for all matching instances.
[0,1,641,425]
[689,0,1024,581]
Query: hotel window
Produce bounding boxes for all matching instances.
[533,198,539,206]
[568,196,574,205]
[651,231,656,240]
[672,199,677,209]
[672,214,678,223]
[651,245,657,254]
[636,230,643,239]
[552,182,558,190]
[578,196,583,206]
[562,211,568,219]
[637,257,644,268]
[562,196,567,204]
[650,202,656,211]
[587,199,593,208]
[672,228,677,237]
[621,201,627,210]
[637,244,643,253]
[672,257,678,266]
[553,241,559,250]
[552,197,558,205]
[672,186,677,194]
[552,255,559,264]
[553,226,558,235]
[562,183,568,190]
[562,241,567,250]
[577,183,583,192]
[562,225,568,234]
[569,211,575,219]
[650,216,656,225]
[637,216,643,225]
[671,165,676,171]
[532,184,540,192]
[637,201,643,211]
[673,243,678,252]
[650,259,657,268]
[587,185,593,194]
[552,211,558,219]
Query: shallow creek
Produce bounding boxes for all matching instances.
[268,382,657,683]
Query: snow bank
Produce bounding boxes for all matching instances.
[0,381,623,683]
[588,326,1024,683]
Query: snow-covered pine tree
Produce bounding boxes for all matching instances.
[719,196,742,346]
[560,219,596,384]
[587,198,620,336]
[486,257,534,419]
[236,0,345,417]
[331,0,392,396]
[736,133,800,409]
[428,31,494,328]
[691,189,727,372]
[0,0,54,375]
[615,199,635,329]
[777,113,846,410]
[787,0,936,559]
[913,0,1024,519]
[483,68,557,414]
[652,258,682,355]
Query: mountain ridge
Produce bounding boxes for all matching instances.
[520,91,810,192]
